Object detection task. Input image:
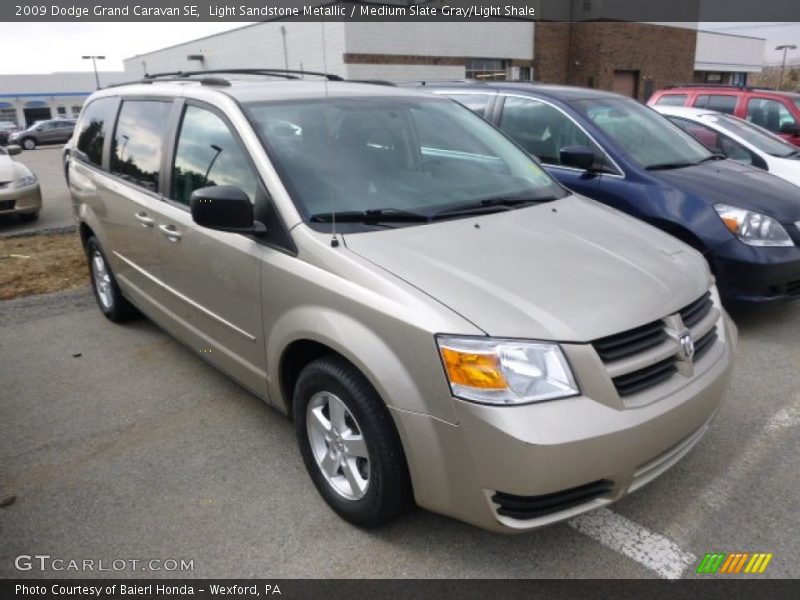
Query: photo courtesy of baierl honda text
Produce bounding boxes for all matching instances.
[1,1,799,598]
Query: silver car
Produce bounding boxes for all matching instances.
[66,72,735,532]
[0,145,41,222]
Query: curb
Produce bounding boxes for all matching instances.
[0,224,78,240]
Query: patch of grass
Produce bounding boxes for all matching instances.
[0,233,88,300]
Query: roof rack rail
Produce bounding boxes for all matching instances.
[104,76,231,89]
[348,79,397,87]
[665,83,775,91]
[143,68,344,82]
[411,79,489,86]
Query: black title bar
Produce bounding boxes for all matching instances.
[4,0,800,22]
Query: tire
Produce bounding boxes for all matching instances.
[17,211,39,223]
[86,236,138,323]
[293,356,413,527]
[21,138,36,151]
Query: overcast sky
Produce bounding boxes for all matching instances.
[0,23,254,74]
[0,21,798,75]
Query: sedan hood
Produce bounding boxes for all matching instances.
[0,155,14,183]
[343,195,711,342]
[653,159,800,223]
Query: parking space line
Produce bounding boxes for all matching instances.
[700,397,799,512]
[569,508,696,580]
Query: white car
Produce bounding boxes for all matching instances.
[654,105,800,187]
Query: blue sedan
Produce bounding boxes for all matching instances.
[413,82,800,307]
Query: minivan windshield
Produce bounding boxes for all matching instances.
[708,113,800,158]
[245,96,566,228]
[573,98,713,170]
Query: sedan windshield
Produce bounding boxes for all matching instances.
[245,96,566,228]
[708,114,799,158]
[573,98,712,169]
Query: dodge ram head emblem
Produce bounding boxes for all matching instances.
[679,333,695,362]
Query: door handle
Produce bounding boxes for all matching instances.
[158,223,182,242]
[134,212,155,228]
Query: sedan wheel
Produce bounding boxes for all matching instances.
[22,138,35,150]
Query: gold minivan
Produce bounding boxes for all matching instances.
[65,71,735,532]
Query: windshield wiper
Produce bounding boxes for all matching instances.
[309,208,430,225]
[645,161,698,171]
[697,153,727,163]
[430,196,554,220]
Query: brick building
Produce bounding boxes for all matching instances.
[122,21,764,102]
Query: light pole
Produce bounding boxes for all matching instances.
[776,44,797,90]
[82,55,106,90]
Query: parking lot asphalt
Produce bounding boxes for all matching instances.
[0,146,74,236]
[1,286,798,579]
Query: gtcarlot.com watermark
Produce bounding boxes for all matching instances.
[14,554,194,572]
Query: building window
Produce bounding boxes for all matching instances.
[705,72,723,83]
[72,105,82,118]
[731,72,748,87]
[57,106,67,116]
[465,58,507,81]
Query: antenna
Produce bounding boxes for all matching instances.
[320,19,339,248]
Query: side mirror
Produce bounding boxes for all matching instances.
[780,122,799,136]
[190,185,266,234]
[6,145,21,156]
[560,145,596,171]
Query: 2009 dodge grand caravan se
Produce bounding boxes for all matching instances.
[65,71,735,532]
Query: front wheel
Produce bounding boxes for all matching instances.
[293,356,412,527]
[21,138,36,150]
[86,236,138,323]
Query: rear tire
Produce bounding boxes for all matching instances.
[21,138,35,151]
[86,236,138,323]
[293,356,413,527]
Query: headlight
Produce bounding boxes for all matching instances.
[436,335,579,405]
[14,173,37,188]
[714,204,793,247]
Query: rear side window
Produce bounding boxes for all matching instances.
[654,94,688,106]
[110,100,172,193]
[172,105,259,206]
[694,94,737,115]
[75,98,117,167]
[447,94,492,117]
[746,97,798,134]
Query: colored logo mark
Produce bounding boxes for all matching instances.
[696,552,773,574]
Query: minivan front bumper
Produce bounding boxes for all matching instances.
[390,315,735,532]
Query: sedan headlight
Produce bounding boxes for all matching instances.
[14,173,37,188]
[436,335,579,405]
[714,204,793,247]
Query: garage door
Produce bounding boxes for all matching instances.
[613,70,639,98]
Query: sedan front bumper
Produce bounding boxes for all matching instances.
[0,182,42,216]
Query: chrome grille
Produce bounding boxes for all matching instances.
[592,320,666,362]
[592,290,721,398]
[679,291,712,329]
[611,357,678,397]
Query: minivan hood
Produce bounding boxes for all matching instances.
[652,159,800,223]
[343,195,711,342]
